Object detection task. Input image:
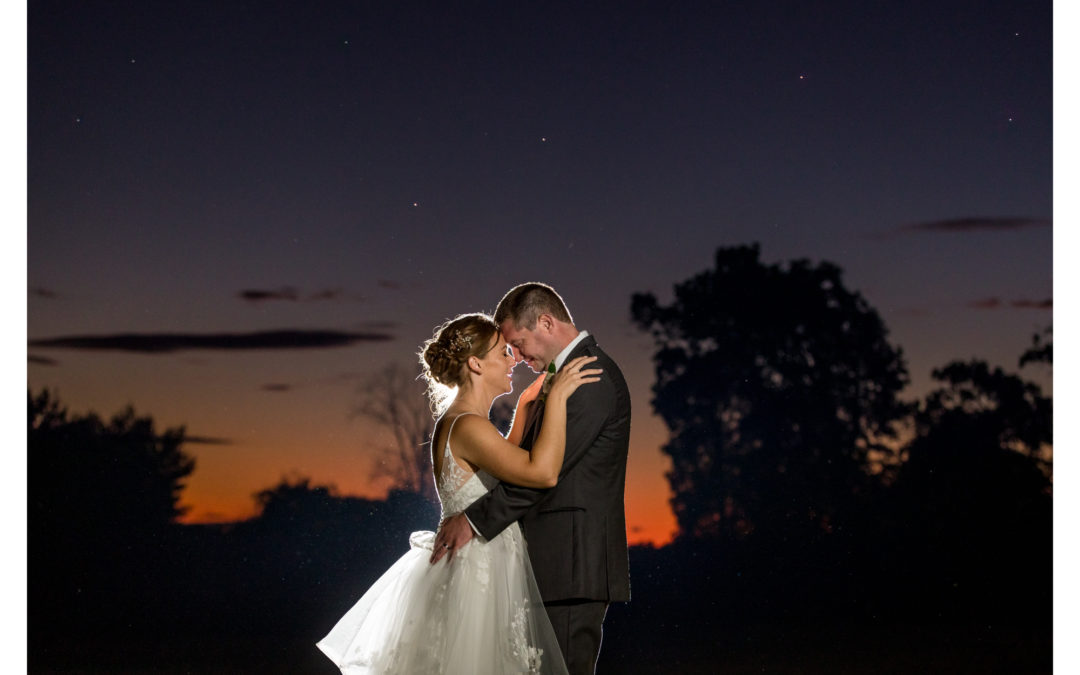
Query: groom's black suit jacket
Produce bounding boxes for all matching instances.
[465,334,631,603]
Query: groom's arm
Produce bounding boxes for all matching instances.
[463,371,615,540]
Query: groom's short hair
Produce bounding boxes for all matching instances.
[494,282,574,329]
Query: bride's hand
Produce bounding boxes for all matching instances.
[546,356,602,401]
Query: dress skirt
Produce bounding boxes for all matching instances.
[317,527,567,675]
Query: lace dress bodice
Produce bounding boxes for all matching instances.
[435,413,498,518]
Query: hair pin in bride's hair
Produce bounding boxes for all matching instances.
[449,331,473,353]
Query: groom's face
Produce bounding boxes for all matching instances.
[499,318,552,374]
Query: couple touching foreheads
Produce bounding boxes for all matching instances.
[318,282,632,675]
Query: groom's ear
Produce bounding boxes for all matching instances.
[536,314,555,334]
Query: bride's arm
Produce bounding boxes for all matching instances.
[455,357,600,487]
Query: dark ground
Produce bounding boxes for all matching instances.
[34,618,1050,674]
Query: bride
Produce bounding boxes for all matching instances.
[317,312,601,674]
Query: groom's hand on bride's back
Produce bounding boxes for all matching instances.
[430,513,474,564]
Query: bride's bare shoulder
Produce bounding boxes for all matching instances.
[446,412,493,443]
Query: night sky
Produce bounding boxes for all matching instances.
[27,0,1052,545]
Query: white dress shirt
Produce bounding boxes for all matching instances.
[552,330,589,371]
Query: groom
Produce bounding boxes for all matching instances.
[431,282,632,674]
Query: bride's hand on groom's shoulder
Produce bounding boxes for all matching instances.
[547,356,602,402]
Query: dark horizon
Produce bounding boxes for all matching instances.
[23,1,1061,672]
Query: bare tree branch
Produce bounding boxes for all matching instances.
[350,363,437,502]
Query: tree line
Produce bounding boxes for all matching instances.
[622,245,1050,649]
[27,244,1051,672]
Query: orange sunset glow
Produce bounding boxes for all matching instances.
[174,395,679,546]
[39,340,681,547]
[177,431,679,547]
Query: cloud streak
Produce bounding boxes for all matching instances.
[1011,298,1053,309]
[968,297,1052,310]
[895,217,1050,235]
[240,287,300,302]
[30,287,59,299]
[238,287,365,303]
[183,435,234,445]
[28,329,394,353]
[28,354,58,366]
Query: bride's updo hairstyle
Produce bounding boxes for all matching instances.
[419,312,499,415]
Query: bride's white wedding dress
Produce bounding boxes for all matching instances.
[317,413,568,674]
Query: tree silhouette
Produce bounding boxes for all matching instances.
[887,356,1052,619]
[631,244,910,543]
[29,388,196,537]
[351,363,437,502]
[250,475,440,549]
[223,476,441,637]
[28,389,198,654]
[1019,325,1052,368]
[912,360,1051,464]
